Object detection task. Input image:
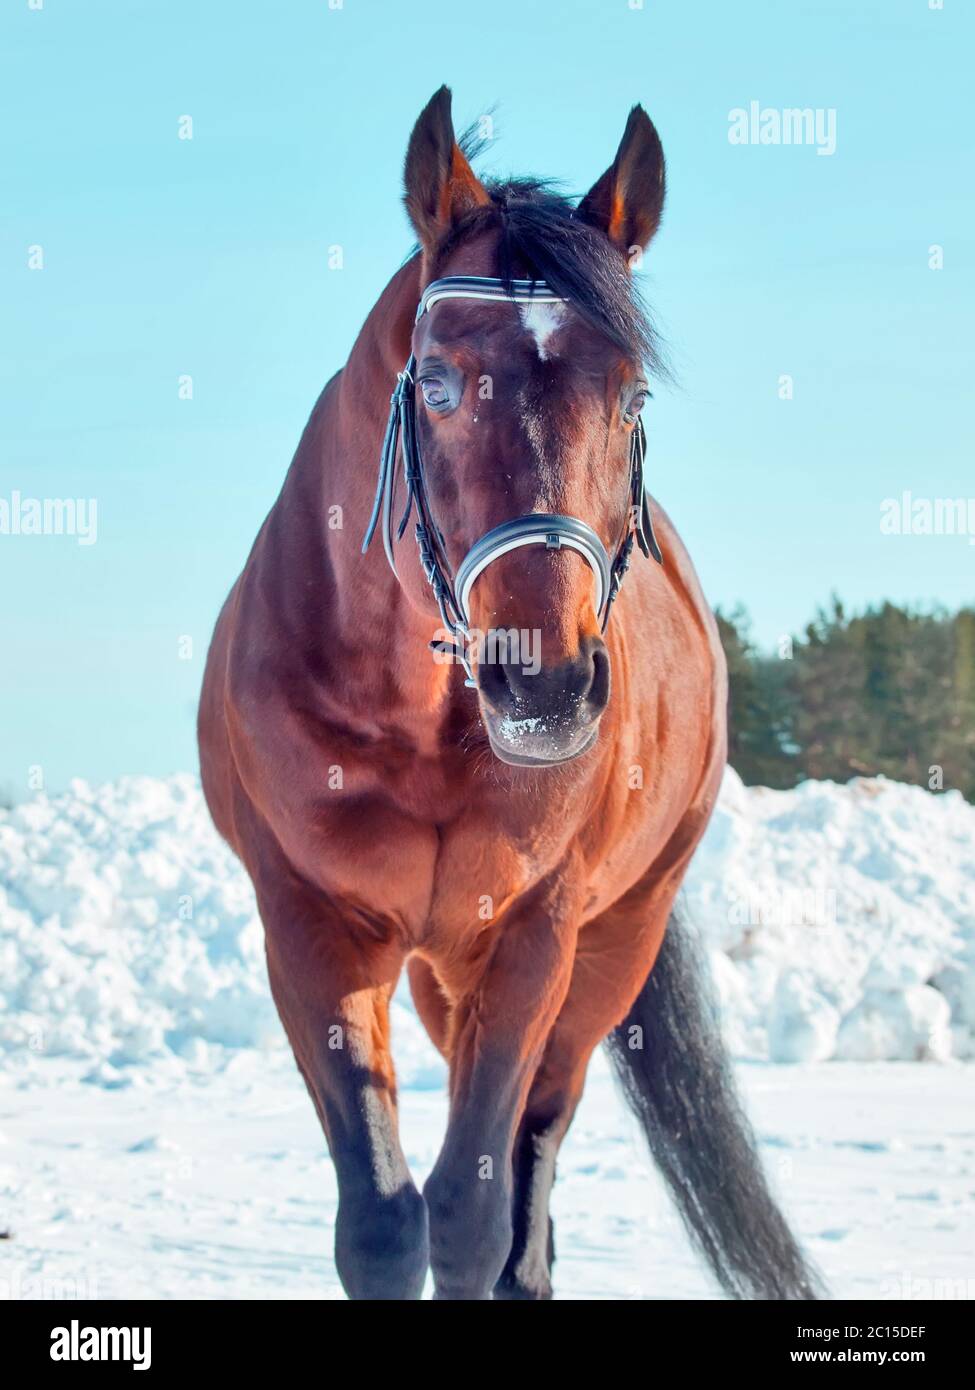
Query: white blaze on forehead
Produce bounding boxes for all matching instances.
[517,300,566,360]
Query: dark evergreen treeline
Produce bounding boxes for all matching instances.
[716,598,975,800]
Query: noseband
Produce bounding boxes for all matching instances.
[362,275,663,686]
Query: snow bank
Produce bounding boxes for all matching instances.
[684,773,975,1062]
[0,769,972,1080]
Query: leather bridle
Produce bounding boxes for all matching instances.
[362,275,663,686]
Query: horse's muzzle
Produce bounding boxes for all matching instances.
[476,636,610,766]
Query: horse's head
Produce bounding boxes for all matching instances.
[398,88,665,767]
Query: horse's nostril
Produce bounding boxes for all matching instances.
[476,659,511,712]
[588,643,611,712]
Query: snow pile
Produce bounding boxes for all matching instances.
[684,773,975,1063]
[0,769,972,1080]
[0,776,277,1084]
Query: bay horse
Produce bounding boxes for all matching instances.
[198,87,819,1300]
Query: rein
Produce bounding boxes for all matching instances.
[362,276,663,686]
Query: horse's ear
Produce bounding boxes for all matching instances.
[577,106,666,259]
[404,86,491,253]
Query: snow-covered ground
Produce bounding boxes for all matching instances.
[1,1058,972,1300]
[0,768,973,1299]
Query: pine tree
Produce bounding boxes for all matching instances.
[719,598,975,800]
[715,607,799,788]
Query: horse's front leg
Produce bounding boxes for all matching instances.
[258,872,428,1300]
[424,877,580,1300]
[496,878,679,1300]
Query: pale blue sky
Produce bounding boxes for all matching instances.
[1,0,972,793]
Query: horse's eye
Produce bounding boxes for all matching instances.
[624,391,648,423]
[420,377,450,409]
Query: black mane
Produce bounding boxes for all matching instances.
[428,176,662,373]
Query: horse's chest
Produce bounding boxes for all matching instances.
[422,796,580,940]
[312,745,647,950]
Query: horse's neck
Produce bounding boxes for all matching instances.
[261,257,457,725]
